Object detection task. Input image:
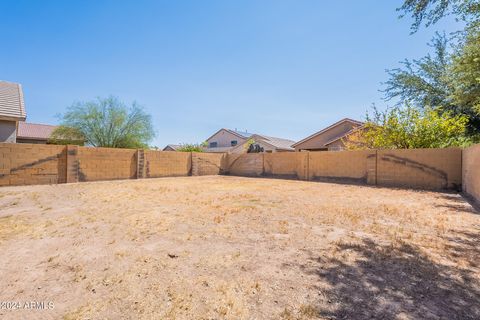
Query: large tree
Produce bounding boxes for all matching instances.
[52,96,155,148]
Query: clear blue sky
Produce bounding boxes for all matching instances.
[1,1,461,147]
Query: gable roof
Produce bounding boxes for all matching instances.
[205,128,253,142]
[162,144,182,151]
[0,81,26,121]
[292,118,364,147]
[324,125,365,146]
[17,122,56,140]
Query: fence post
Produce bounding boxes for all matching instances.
[66,145,79,183]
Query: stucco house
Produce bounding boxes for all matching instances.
[0,80,26,142]
[293,118,364,151]
[205,128,295,153]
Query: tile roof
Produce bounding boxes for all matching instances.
[17,122,57,140]
[253,134,295,150]
[0,81,26,121]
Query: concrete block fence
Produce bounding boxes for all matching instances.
[0,143,478,205]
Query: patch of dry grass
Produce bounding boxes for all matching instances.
[0,176,479,319]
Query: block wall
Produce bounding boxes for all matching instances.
[76,147,137,181]
[0,143,474,193]
[308,150,374,184]
[463,144,480,205]
[376,148,462,190]
[144,151,191,178]
[0,143,66,186]
[225,154,264,177]
[264,152,308,180]
[191,152,226,176]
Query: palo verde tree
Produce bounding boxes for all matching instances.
[52,96,155,148]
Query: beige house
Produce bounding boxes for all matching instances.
[0,81,26,143]
[293,118,364,151]
[205,128,295,153]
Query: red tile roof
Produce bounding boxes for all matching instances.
[17,122,57,140]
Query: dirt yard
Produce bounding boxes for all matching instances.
[0,176,479,320]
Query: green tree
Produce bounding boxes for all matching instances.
[398,0,480,32]
[52,96,155,148]
[177,143,206,152]
[346,105,472,149]
[383,33,453,109]
[450,29,480,114]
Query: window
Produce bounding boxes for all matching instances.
[209,142,217,148]
[231,140,237,146]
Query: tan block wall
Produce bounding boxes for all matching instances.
[145,151,191,177]
[225,154,264,176]
[191,152,226,176]
[77,147,137,181]
[377,148,462,190]
[0,143,66,186]
[463,144,480,204]
[308,150,374,183]
[264,152,308,180]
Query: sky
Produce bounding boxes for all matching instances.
[0,0,462,147]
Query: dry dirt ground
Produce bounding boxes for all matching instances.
[0,176,479,320]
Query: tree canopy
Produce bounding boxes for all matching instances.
[52,96,155,149]
[346,105,472,149]
[398,0,480,32]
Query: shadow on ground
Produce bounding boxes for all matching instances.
[290,236,480,319]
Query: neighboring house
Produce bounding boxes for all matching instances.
[205,128,252,152]
[163,144,181,151]
[205,128,295,153]
[0,81,26,143]
[293,118,364,151]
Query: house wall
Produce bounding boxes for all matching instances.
[0,120,17,143]
[207,129,247,148]
[294,122,358,151]
[463,144,480,205]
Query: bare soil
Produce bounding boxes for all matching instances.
[0,176,479,320]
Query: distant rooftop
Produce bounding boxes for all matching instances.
[17,122,57,140]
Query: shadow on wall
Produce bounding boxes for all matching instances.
[287,237,480,320]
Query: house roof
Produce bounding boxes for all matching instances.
[324,125,365,146]
[205,128,253,142]
[162,144,182,151]
[251,134,295,150]
[17,122,57,140]
[0,81,26,121]
[292,118,364,147]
